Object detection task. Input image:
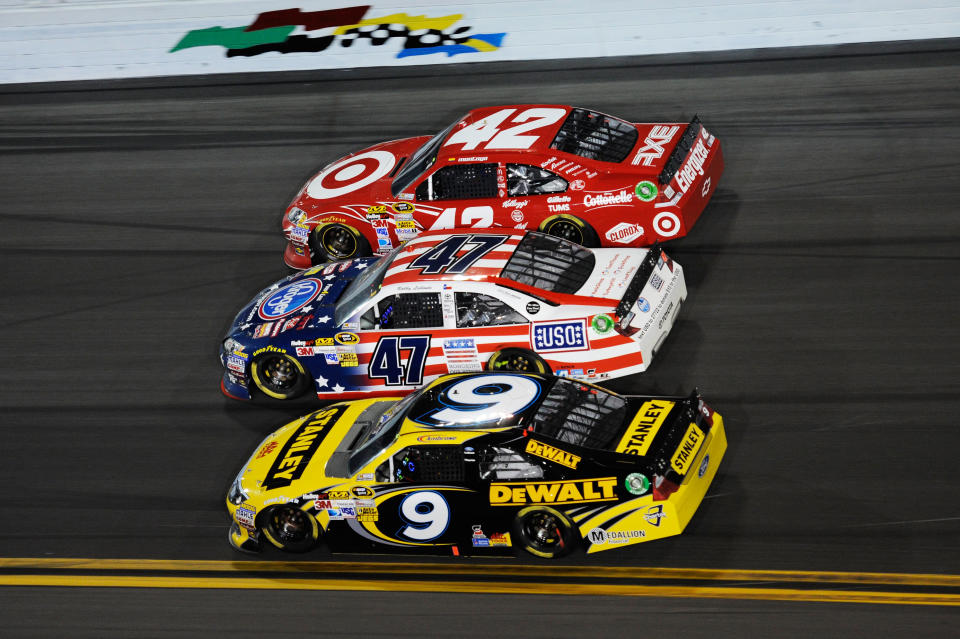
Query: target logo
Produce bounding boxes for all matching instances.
[652,211,682,237]
[306,151,396,200]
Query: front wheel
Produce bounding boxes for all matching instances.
[512,506,577,558]
[310,222,371,262]
[539,215,599,247]
[250,351,309,400]
[487,348,550,374]
[260,505,320,552]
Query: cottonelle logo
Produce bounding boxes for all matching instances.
[490,477,617,506]
[583,191,632,208]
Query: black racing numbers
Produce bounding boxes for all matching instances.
[408,234,507,275]
[369,335,430,386]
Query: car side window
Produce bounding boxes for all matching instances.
[506,164,568,196]
[415,163,499,201]
[455,292,527,328]
[478,446,544,481]
[378,293,444,329]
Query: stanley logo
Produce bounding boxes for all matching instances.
[261,405,346,490]
[525,439,581,469]
[615,401,674,456]
[490,477,617,506]
[670,423,705,475]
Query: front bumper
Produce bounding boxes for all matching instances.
[284,240,312,270]
[219,344,252,400]
[229,521,263,553]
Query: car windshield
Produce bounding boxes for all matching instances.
[390,118,461,196]
[334,247,402,326]
[530,378,628,449]
[347,390,422,473]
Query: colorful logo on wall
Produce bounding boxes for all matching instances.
[170,5,506,59]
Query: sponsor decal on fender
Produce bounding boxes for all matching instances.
[632,125,680,167]
[583,190,632,208]
[335,332,359,345]
[261,406,346,490]
[615,401,675,456]
[525,439,581,469]
[489,477,617,506]
[671,423,705,474]
[588,527,646,545]
[605,222,644,244]
[674,137,711,194]
[532,319,588,352]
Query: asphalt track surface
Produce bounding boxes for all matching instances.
[1,40,959,636]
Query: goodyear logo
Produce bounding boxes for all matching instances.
[615,401,674,456]
[670,423,705,475]
[490,477,617,506]
[261,406,346,490]
[525,439,580,469]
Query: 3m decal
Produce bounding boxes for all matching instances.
[490,477,617,506]
[368,335,430,385]
[444,108,566,151]
[261,406,346,490]
[171,7,506,60]
[671,423,705,475]
[413,374,541,427]
[258,279,322,321]
[532,319,588,352]
[398,491,450,541]
[525,439,580,469]
[408,234,507,274]
[616,400,674,456]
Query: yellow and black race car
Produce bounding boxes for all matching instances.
[227,372,726,558]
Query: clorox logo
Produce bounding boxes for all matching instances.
[258,279,321,321]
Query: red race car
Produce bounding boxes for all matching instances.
[282,105,723,269]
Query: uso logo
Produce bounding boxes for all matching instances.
[532,319,588,352]
[258,279,322,321]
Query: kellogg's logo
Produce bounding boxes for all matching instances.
[258,279,321,321]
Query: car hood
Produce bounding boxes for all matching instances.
[229,258,377,337]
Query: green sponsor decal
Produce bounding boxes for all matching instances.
[624,473,650,496]
[635,181,658,202]
[170,26,295,53]
[592,314,614,334]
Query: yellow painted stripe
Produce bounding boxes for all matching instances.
[0,558,958,588]
[0,574,958,606]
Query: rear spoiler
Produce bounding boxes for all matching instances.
[657,115,703,186]
[616,242,662,319]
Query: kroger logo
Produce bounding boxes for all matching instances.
[532,320,588,352]
[258,279,321,321]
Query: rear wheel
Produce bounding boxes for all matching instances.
[250,351,309,400]
[539,215,599,247]
[512,506,577,558]
[310,222,371,262]
[487,348,550,374]
[261,505,320,552]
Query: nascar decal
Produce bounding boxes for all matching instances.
[615,401,674,456]
[671,423,705,475]
[170,7,506,60]
[532,319,588,352]
[525,439,580,469]
[261,406,346,489]
[490,477,617,506]
[258,279,322,321]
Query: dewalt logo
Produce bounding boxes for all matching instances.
[670,423,705,475]
[490,477,617,506]
[525,439,581,469]
[615,400,674,456]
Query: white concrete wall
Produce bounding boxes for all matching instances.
[2,0,959,83]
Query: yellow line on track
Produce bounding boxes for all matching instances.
[0,557,958,588]
[0,574,958,606]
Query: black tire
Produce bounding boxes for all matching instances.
[250,351,309,400]
[512,506,577,558]
[487,348,550,374]
[260,505,320,552]
[310,222,371,262]
[539,215,600,247]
